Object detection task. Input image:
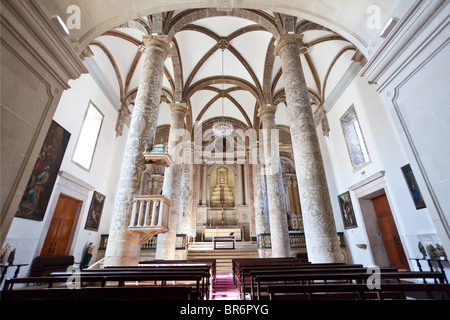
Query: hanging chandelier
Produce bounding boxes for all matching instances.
[212,45,233,138]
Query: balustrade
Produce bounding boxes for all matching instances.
[128,195,170,240]
[257,232,346,249]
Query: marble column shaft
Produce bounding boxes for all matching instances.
[177,142,194,235]
[276,34,342,263]
[250,143,270,235]
[155,103,187,259]
[259,106,291,257]
[104,36,170,266]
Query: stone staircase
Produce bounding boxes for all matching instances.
[188,241,259,274]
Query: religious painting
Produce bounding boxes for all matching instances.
[401,164,426,209]
[16,120,71,221]
[84,191,106,231]
[338,191,357,229]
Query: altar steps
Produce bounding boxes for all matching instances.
[188,242,259,274]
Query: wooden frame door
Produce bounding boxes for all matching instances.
[41,194,79,256]
[372,194,409,270]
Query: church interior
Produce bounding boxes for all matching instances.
[1,0,450,302]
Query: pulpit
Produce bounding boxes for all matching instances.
[128,144,172,242]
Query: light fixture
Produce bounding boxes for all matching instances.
[212,47,233,138]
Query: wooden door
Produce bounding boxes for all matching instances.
[372,194,409,270]
[41,194,79,256]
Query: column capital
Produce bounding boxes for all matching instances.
[143,35,171,57]
[169,102,188,115]
[258,105,277,121]
[274,34,304,56]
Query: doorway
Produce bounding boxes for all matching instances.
[41,194,80,256]
[371,194,409,270]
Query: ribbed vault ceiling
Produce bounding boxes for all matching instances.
[87,9,358,132]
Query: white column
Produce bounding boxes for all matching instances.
[155,103,187,260]
[104,35,170,266]
[259,105,291,257]
[276,34,343,263]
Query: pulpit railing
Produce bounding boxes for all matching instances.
[257,232,346,249]
[128,195,170,241]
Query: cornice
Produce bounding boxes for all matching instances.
[1,0,88,87]
[360,0,448,92]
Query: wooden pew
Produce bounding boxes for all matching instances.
[255,271,446,300]
[232,258,309,297]
[139,259,216,284]
[247,265,388,300]
[232,258,301,284]
[96,265,212,298]
[235,262,365,300]
[1,285,193,300]
[3,267,210,300]
[266,283,450,300]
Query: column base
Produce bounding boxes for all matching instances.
[305,236,345,263]
[103,234,142,266]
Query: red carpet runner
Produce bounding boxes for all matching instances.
[211,273,240,300]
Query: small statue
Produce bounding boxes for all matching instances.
[80,242,94,269]
[7,248,16,265]
[418,241,427,259]
[426,244,437,259]
[435,244,447,260]
[0,243,11,264]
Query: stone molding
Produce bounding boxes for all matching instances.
[274,34,303,57]
[257,105,277,120]
[143,35,171,57]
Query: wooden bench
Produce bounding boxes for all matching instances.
[254,270,445,300]
[232,258,310,295]
[140,259,216,284]
[247,265,394,300]
[97,265,212,298]
[266,283,450,300]
[235,262,364,300]
[3,266,210,300]
[1,285,192,300]
[27,255,74,277]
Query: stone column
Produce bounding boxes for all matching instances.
[276,34,343,263]
[258,105,291,257]
[250,142,270,235]
[236,165,243,205]
[201,164,207,206]
[177,142,194,235]
[155,103,187,259]
[104,35,170,266]
[243,163,249,205]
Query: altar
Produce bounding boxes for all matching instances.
[203,227,243,241]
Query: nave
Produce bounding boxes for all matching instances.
[2,244,450,301]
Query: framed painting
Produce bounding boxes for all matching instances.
[338,191,358,229]
[16,120,71,221]
[84,191,105,231]
[401,164,426,209]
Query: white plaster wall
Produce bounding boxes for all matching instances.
[318,76,437,269]
[3,73,127,278]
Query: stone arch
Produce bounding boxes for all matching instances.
[167,8,280,41]
[71,2,378,58]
